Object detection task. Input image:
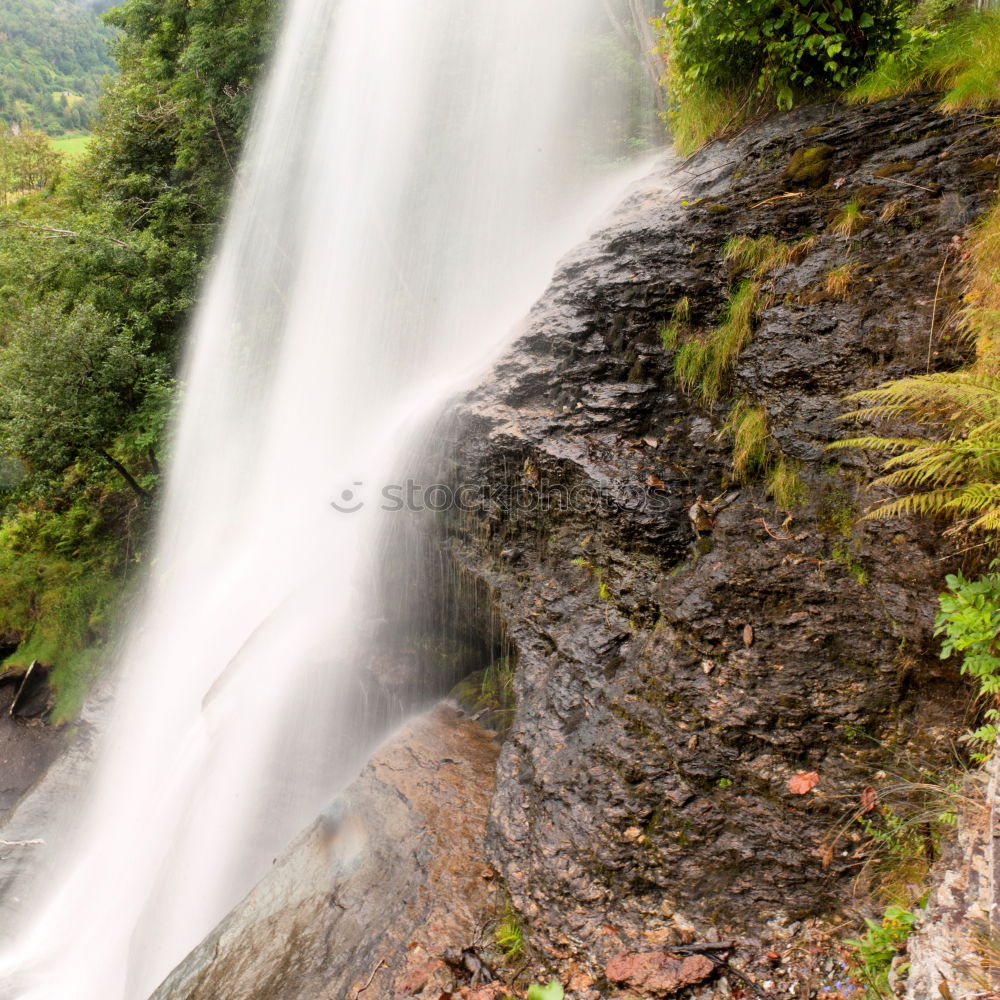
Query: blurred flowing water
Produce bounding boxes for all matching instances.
[0,1,657,997]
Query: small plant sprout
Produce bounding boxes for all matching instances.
[527,981,564,1000]
[935,571,1000,759]
[495,904,525,961]
[847,904,919,1000]
[832,198,869,237]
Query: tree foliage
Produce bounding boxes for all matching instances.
[0,0,115,134]
[0,0,278,709]
[0,299,164,494]
[654,0,907,150]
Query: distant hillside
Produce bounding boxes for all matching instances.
[0,0,116,135]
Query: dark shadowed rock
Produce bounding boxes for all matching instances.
[149,705,499,1000]
[0,665,62,817]
[416,94,998,966]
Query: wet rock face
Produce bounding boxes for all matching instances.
[0,665,62,817]
[150,706,500,1000]
[431,96,998,962]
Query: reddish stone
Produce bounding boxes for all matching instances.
[394,960,444,998]
[458,985,508,1000]
[604,950,715,996]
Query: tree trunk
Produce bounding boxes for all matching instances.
[601,0,666,112]
[628,0,667,111]
[97,448,151,501]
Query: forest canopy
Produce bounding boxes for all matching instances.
[0,0,116,134]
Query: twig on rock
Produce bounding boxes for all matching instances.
[702,952,781,1000]
[753,517,795,541]
[353,958,385,998]
[669,940,736,955]
[750,191,807,210]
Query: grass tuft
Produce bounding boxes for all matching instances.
[768,456,806,510]
[824,263,859,299]
[832,198,869,238]
[668,82,755,157]
[719,397,770,482]
[723,234,817,278]
[659,296,691,351]
[850,12,1000,110]
[880,197,909,223]
[673,281,764,406]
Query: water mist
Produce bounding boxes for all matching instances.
[0,1,657,996]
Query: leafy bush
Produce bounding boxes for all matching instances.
[847,904,919,999]
[654,0,906,151]
[935,570,1000,758]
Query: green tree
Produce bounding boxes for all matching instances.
[0,299,163,497]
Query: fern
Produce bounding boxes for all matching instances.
[833,371,1000,538]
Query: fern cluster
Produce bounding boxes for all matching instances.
[833,371,1000,537]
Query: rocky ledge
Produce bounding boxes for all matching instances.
[419,93,999,974]
[150,704,501,1000]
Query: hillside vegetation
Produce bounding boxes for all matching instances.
[0,0,278,718]
[0,0,116,134]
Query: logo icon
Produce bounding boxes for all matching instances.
[330,482,365,513]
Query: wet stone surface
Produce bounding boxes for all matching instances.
[150,705,501,1000]
[421,94,1000,969]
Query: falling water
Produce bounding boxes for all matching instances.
[0,1,656,997]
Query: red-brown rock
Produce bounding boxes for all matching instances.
[604,950,714,996]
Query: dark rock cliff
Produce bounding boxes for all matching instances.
[423,94,998,968]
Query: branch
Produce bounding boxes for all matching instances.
[0,221,130,249]
[96,448,151,501]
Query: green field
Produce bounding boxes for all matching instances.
[50,133,91,159]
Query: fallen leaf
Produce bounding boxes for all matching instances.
[646,474,666,489]
[743,624,754,646]
[643,437,659,448]
[788,771,820,795]
[861,786,877,813]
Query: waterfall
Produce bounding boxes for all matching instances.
[0,1,656,997]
